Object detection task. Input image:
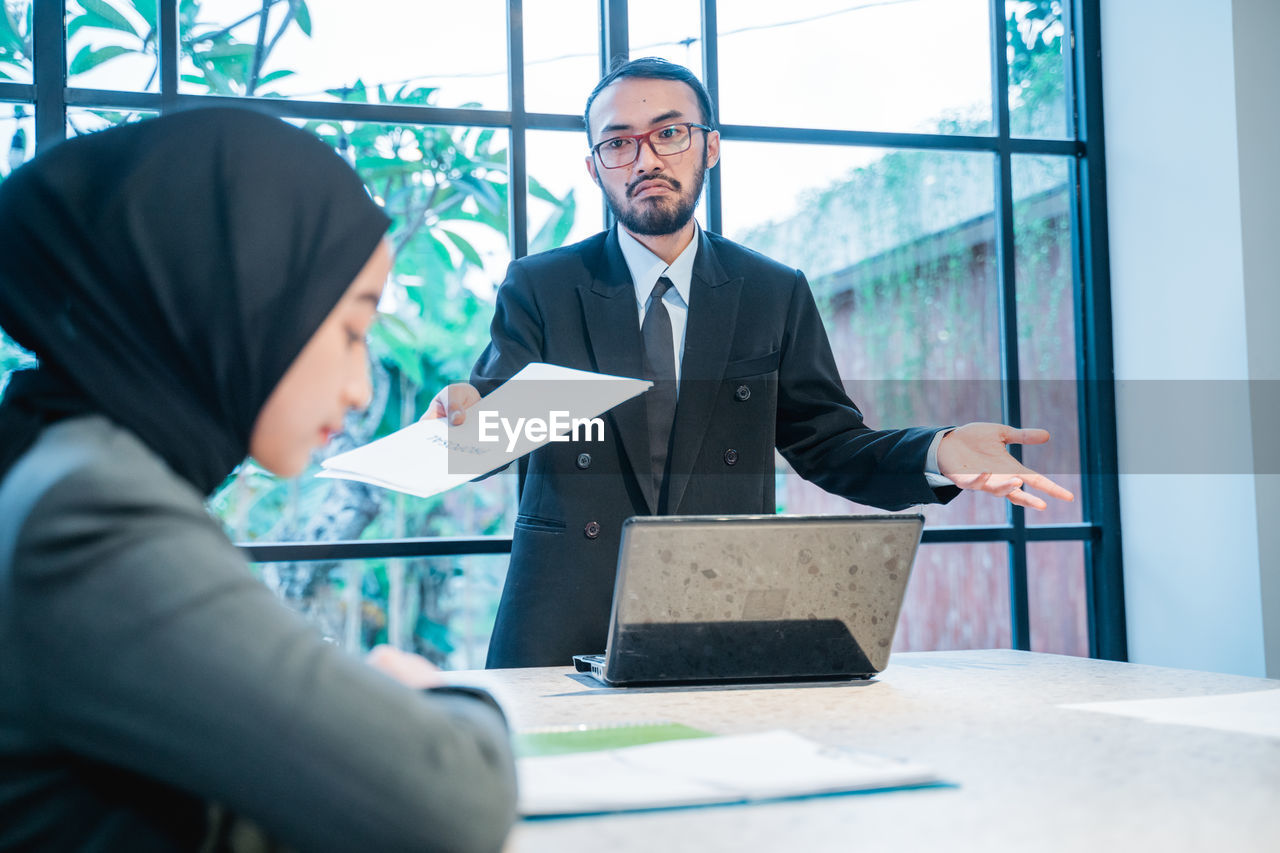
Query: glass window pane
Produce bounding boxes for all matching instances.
[65,0,158,92]
[207,123,517,544]
[0,247,35,394]
[1028,540,1088,656]
[718,0,991,134]
[628,0,703,80]
[524,0,598,116]
[1007,0,1070,139]
[66,106,154,137]
[0,102,32,179]
[256,554,510,670]
[723,142,1004,526]
[1014,154,1081,524]
[0,331,33,397]
[527,128,604,250]
[0,1,32,83]
[895,542,1011,651]
[182,1,508,109]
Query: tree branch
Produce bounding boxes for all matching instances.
[262,0,300,67]
[247,0,271,96]
[391,178,444,256]
[185,0,289,47]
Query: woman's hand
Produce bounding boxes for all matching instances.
[365,644,444,689]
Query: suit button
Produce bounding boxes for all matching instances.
[584,521,601,539]
[576,452,592,469]
[735,384,751,401]
[724,449,739,466]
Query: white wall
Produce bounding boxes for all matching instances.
[1233,0,1280,679]
[1102,0,1280,676]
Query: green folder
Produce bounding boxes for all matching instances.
[513,721,713,758]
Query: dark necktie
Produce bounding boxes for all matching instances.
[641,276,677,507]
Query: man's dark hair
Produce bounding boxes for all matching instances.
[583,57,717,145]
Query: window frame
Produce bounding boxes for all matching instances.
[7,0,1125,661]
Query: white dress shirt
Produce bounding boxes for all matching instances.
[617,224,696,393]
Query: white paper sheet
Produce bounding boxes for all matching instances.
[318,363,650,499]
[1062,688,1280,739]
[517,729,940,817]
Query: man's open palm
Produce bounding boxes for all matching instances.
[937,423,1074,510]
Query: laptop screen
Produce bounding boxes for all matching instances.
[601,514,924,684]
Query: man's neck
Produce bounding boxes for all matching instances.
[621,221,697,266]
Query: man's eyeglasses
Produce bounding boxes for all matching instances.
[590,122,714,169]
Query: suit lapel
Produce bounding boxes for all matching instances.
[666,232,742,513]
[579,229,659,511]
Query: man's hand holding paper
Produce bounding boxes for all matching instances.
[425,382,483,426]
[318,363,650,499]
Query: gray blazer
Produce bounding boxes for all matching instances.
[0,416,516,852]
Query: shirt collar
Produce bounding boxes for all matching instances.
[617,224,699,309]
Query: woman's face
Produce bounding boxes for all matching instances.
[249,238,391,478]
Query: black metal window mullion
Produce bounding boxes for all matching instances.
[240,522,1102,564]
[0,82,32,101]
[60,87,518,128]
[598,0,627,232]
[989,0,1030,651]
[1071,0,1126,661]
[600,0,628,73]
[714,125,1080,155]
[158,0,178,108]
[700,0,722,235]
[32,0,67,151]
[1061,0,1079,140]
[507,0,528,260]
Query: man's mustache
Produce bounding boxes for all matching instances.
[626,175,681,198]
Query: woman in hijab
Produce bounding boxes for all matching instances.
[0,109,516,852]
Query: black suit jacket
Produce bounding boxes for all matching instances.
[472,227,957,667]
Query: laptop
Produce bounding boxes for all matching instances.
[573,514,924,686]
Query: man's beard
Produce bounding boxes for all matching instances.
[603,153,706,237]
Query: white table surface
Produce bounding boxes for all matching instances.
[463,650,1280,852]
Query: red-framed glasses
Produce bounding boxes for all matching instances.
[590,122,714,169]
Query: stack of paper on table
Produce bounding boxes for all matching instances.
[1062,688,1280,739]
[318,363,650,498]
[516,728,941,817]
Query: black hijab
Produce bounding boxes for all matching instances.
[0,108,390,494]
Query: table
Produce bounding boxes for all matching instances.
[470,650,1279,852]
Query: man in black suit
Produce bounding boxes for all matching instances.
[431,58,1072,668]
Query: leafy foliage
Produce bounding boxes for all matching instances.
[0,1,32,83]
[53,0,315,96]
[0,334,34,382]
[0,0,579,666]
[1007,0,1067,136]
